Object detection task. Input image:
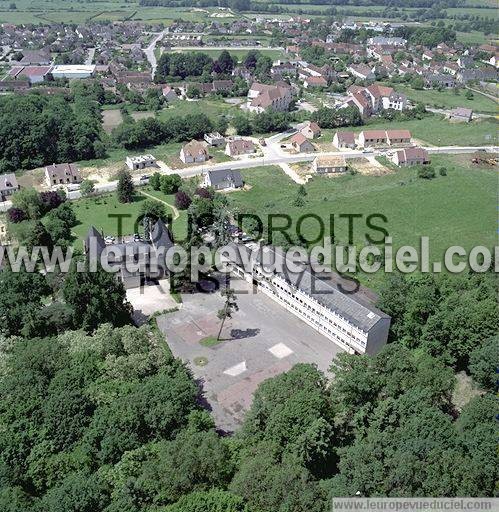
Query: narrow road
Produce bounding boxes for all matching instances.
[0,144,495,212]
[143,29,168,79]
[139,189,180,220]
[465,86,499,104]
[85,47,96,66]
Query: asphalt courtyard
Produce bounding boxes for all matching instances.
[156,278,343,432]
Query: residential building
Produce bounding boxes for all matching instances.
[358,130,387,146]
[162,85,178,102]
[247,82,293,113]
[367,36,406,47]
[18,48,52,65]
[126,154,156,170]
[180,140,208,164]
[390,147,430,167]
[290,133,315,153]
[385,129,412,145]
[44,163,82,187]
[203,169,243,191]
[303,75,327,88]
[225,139,256,157]
[333,131,356,149]
[312,155,347,174]
[0,173,19,201]
[84,220,173,289]
[204,132,225,147]
[448,107,473,122]
[226,244,391,355]
[300,121,321,139]
[347,64,375,81]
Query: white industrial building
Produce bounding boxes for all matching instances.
[51,64,96,79]
[225,244,390,355]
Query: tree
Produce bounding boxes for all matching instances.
[417,166,436,179]
[149,172,162,191]
[24,220,53,253]
[0,267,51,337]
[175,190,192,210]
[6,207,27,223]
[244,49,260,70]
[11,187,42,219]
[232,114,252,136]
[215,115,229,135]
[160,174,182,195]
[215,50,235,74]
[439,166,447,176]
[80,179,95,197]
[62,261,132,332]
[163,489,246,512]
[465,90,474,100]
[468,336,498,391]
[116,169,134,203]
[216,288,238,340]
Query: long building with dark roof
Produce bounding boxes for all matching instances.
[225,243,391,355]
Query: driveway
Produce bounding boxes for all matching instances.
[156,278,343,432]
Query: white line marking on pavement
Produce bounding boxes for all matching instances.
[223,361,247,376]
[268,343,294,359]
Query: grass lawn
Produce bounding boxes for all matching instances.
[228,157,497,290]
[156,99,240,123]
[322,115,498,147]
[71,192,187,247]
[388,85,498,114]
[170,48,285,62]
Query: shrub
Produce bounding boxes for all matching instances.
[417,166,436,180]
[7,207,27,223]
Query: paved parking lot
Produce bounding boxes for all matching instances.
[156,278,343,432]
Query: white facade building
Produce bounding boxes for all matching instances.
[125,154,156,170]
[226,244,391,355]
[51,65,96,79]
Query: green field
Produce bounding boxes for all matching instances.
[167,48,285,62]
[228,156,497,290]
[0,1,230,24]
[386,85,498,114]
[156,99,240,123]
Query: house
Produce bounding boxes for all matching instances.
[385,129,412,145]
[290,133,315,153]
[422,49,434,61]
[304,75,327,89]
[443,62,459,75]
[51,65,96,80]
[448,107,473,122]
[367,36,406,47]
[180,140,209,164]
[225,139,256,157]
[347,64,375,81]
[300,121,321,139]
[162,85,178,102]
[247,82,293,113]
[312,155,347,174]
[204,132,225,147]
[203,169,243,191]
[333,131,356,149]
[45,163,82,187]
[424,73,455,88]
[225,243,391,355]
[390,147,430,167]
[358,130,387,146]
[18,48,52,65]
[0,173,19,201]
[84,219,173,289]
[126,154,156,170]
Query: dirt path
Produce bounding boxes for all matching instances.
[139,190,180,220]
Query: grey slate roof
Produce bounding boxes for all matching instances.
[207,169,243,188]
[228,243,389,332]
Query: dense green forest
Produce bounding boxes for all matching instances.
[0,265,497,510]
[0,87,104,173]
